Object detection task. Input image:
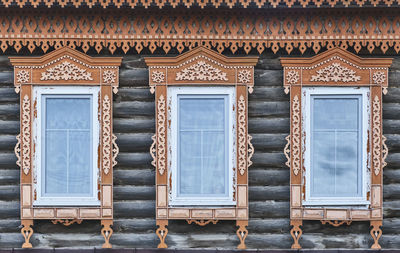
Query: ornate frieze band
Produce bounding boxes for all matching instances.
[2,0,399,8]
[238,95,247,175]
[372,95,382,176]
[4,9,400,55]
[156,95,166,176]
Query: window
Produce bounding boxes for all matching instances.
[11,47,121,249]
[169,87,235,206]
[303,87,369,206]
[34,87,100,206]
[146,46,258,249]
[281,48,392,249]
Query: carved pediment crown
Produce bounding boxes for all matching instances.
[145,46,258,93]
[9,47,122,93]
[280,48,393,94]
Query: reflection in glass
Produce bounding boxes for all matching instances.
[310,96,362,198]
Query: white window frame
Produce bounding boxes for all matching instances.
[303,87,370,206]
[168,86,236,206]
[33,86,100,206]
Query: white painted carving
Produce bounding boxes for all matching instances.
[176,61,228,81]
[40,61,93,81]
[286,70,299,85]
[238,95,247,175]
[152,70,165,83]
[373,71,386,85]
[102,95,111,175]
[103,70,116,84]
[310,63,361,83]
[22,95,31,175]
[238,70,251,84]
[17,70,30,84]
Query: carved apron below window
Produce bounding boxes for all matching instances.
[10,47,122,249]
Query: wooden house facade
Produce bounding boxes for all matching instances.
[0,0,400,250]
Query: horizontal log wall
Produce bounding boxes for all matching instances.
[0,51,399,249]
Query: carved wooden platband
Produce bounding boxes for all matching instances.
[11,47,122,248]
[146,46,257,249]
[281,48,392,249]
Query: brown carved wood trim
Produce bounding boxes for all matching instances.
[2,9,400,55]
[146,46,257,249]
[10,47,122,248]
[1,0,398,8]
[281,48,392,249]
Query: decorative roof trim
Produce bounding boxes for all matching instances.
[1,0,398,8]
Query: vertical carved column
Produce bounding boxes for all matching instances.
[370,220,382,249]
[21,219,33,248]
[156,219,168,248]
[236,220,248,249]
[290,220,302,249]
[101,220,113,248]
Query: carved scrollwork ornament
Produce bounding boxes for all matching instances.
[150,134,156,167]
[15,134,21,168]
[157,95,166,175]
[284,135,290,168]
[22,95,31,175]
[102,95,112,175]
[372,95,382,176]
[382,135,388,169]
[292,95,301,176]
[52,219,83,226]
[247,134,254,168]
[112,134,119,168]
[40,61,93,81]
[321,220,352,227]
[176,61,228,81]
[237,95,247,175]
[310,63,361,83]
[186,219,218,226]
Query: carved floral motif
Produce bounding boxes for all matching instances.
[238,70,251,84]
[286,70,299,85]
[157,95,166,175]
[238,95,247,175]
[373,71,386,85]
[152,71,165,83]
[17,70,30,84]
[284,135,290,168]
[176,61,228,81]
[102,95,111,175]
[40,61,93,81]
[103,69,116,84]
[372,95,382,176]
[292,95,301,176]
[22,95,31,175]
[310,63,361,83]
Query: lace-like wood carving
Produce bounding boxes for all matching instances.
[157,95,166,175]
[292,95,301,176]
[310,63,361,83]
[4,9,400,56]
[40,61,93,81]
[372,95,381,176]
[238,95,247,175]
[103,95,111,175]
[176,61,228,81]
[22,95,31,175]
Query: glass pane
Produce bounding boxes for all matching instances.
[335,132,359,196]
[43,96,93,197]
[68,130,92,194]
[178,96,228,197]
[313,97,358,130]
[310,95,362,199]
[179,98,225,130]
[45,131,68,194]
[311,132,335,197]
[46,98,91,130]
